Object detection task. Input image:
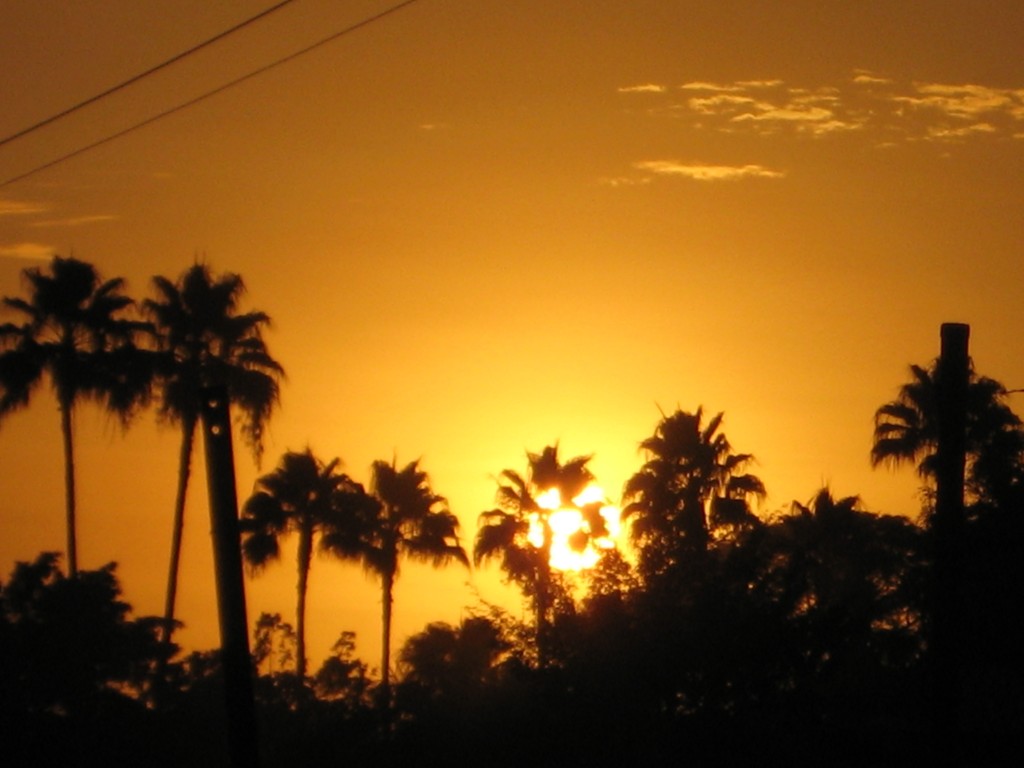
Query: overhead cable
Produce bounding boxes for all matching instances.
[0,0,421,188]
[0,0,298,149]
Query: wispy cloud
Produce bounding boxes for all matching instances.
[672,80,866,135]
[0,242,53,260]
[598,175,653,187]
[623,72,1024,144]
[688,94,762,114]
[926,122,998,140]
[618,83,667,94]
[30,214,117,228]
[737,79,785,89]
[852,70,891,85]
[897,83,1022,120]
[731,105,860,136]
[0,199,48,216]
[732,105,833,123]
[1,197,115,228]
[679,81,745,93]
[634,160,784,181]
[611,71,1021,188]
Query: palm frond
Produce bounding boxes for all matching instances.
[146,264,283,464]
[0,342,44,416]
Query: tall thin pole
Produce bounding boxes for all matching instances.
[933,322,969,751]
[200,386,260,768]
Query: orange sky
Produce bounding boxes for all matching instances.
[2,0,1023,674]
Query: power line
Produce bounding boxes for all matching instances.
[0,0,422,189]
[0,0,298,150]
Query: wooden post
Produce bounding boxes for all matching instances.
[200,386,260,768]
[933,322,969,750]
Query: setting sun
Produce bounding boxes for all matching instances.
[533,484,622,572]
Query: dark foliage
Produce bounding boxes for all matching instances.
[4,334,1023,765]
[0,554,170,767]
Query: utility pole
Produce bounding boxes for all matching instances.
[201,386,260,768]
[932,322,969,754]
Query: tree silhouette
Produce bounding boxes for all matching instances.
[312,630,370,706]
[0,257,151,576]
[397,616,509,699]
[474,444,600,664]
[778,489,924,661]
[241,449,367,679]
[719,488,927,732]
[251,611,297,677]
[143,263,283,647]
[0,552,166,716]
[872,360,1023,513]
[872,352,1024,750]
[332,458,467,702]
[623,407,765,581]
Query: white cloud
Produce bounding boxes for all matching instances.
[674,80,857,134]
[926,122,998,140]
[732,106,836,123]
[0,242,53,260]
[736,79,784,89]
[688,94,760,114]
[30,214,117,228]
[679,81,743,92]
[688,94,761,114]
[618,84,667,94]
[598,176,652,187]
[0,199,48,216]
[791,91,841,105]
[900,83,1019,119]
[804,119,862,136]
[730,104,859,135]
[853,71,891,85]
[618,72,1024,147]
[634,160,784,181]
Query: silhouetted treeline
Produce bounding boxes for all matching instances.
[3,443,1021,766]
[3,259,1022,765]
[0,256,283,654]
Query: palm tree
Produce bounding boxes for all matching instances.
[143,263,283,648]
[623,408,765,580]
[474,444,599,663]
[397,616,509,699]
[240,448,366,679]
[0,256,151,576]
[328,458,467,699]
[771,489,924,666]
[872,360,1023,511]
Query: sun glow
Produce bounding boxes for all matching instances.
[530,485,622,572]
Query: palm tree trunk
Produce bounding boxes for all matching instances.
[535,523,553,667]
[296,521,313,680]
[381,568,394,696]
[59,398,77,577]
[685,490,709,554]
[535,562,550,668]
[162,415,196,647]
